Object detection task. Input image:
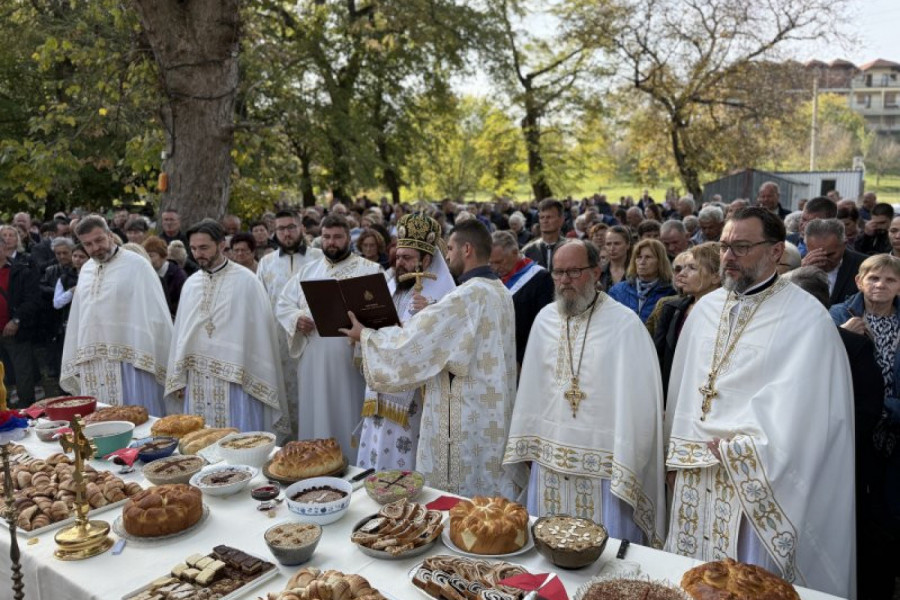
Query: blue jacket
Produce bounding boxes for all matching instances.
[831,291,900,417]
[608,279,676,323]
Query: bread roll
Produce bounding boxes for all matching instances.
[448,496,529,555]
[681,558,799,600]
[122,484,203,537]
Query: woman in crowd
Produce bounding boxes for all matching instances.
[144,235,187,319]
[589,223,608,251]
[644,250,690,338]
[644,203,663,222]
[356,228,390,269]
[652,243,721,398]
[599,225,632,291]
[608,238,675,323]
[250,220,276,260]
[230,232,258,273]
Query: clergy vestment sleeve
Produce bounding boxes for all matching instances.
[359,295,474,394]
[274,270,313,358]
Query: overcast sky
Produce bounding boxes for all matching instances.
[809,0,900,65]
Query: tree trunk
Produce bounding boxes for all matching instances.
[670,125,702,201]
[132,0,240,226]
[521,95,554,201]
[298,147,316,207]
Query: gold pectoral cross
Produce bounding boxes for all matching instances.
[699,376,718,421]
[398,262,437,293]
[565,378,586,417]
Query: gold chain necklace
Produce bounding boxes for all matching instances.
[699,279,783,420]
[564,293,600,418]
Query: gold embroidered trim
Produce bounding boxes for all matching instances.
[361,398,411,428]
[166,354,279,410]
[61,343,167,389]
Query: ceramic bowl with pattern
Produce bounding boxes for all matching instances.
[189,464,258,497]
[284,477,353,525]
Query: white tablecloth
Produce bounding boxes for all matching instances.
[0,421,845,600]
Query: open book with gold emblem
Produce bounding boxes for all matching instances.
[300,273,400,337]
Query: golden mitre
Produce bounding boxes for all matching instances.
[396,213,442,256]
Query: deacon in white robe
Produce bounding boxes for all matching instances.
[275,215,383,453]
[165,220,288,434]
[61,216,171,416]
[357,213,456,471]
[664,209,855,599]
[257,210,323,437]
[504,240,665,547]
[343,219,527,499]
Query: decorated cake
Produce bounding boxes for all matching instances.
[449,496,529,555]
[681,558,800,600]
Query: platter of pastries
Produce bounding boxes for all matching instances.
[680,558,800,600]
[84,405,149,426]
[442,496,533,558]
[263,438,346,484]
[409,554,531,600]
[351,499,443,559]
[122,544,277,600]
[263,566,389,600]
[113,483,210,543]
[0,451,143,534]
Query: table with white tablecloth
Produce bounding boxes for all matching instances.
[0,420,846,600]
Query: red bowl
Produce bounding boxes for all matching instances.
[44,396,97,422]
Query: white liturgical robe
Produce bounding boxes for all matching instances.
[504,293,666,547]
[61,247,171,416]
[257,245,322,436]
[356,252,456,471]
[275,254,383,453]
[166,261,288,433]
[664,277,855,599]
[358,272,526,499]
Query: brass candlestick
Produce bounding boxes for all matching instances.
[54,417,114,560]
[1,439,25,600]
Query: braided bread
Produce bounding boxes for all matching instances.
[681,558,799,600]
[122,484,203,537]
[449,496,529,555]
[268,438,343,480]
[271,567,387,600]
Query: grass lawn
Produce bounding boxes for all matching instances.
[868,173,900,204]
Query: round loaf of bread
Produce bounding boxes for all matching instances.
[448,496,529,555]
[150,414,205,439]
[122,483,203,537]
[268,438,343,480]
[681,558,799,600]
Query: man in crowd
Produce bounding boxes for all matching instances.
[676,196,696,220]
[257,210,322,437]
[625,207,644,229]
[726,199,749,219]
[757,181,791,219]
[660,220,691,261]
[110,208,129,241]
[694,205,724,243]
[523,198,565,271]
[159,209,188,246]
[61,215,172,415]
[490,230,554,367]
[166,219,288,431]
[0,238,41,407]
[787,196,837,253]
[342,219,525,498]
[504,239,665,547]
[276,214,383,452]
[13,212,40,247]
[356,213,455,471]
[221,214,242,236]
[664,207,854,598]
[801,219,866,306]
[859,191,877,221]
[855,202,894,256]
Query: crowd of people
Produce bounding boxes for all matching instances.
[1,182,898,598]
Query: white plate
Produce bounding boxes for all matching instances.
[112,504,210,545]
[440,519,534,559]
[18,497,131,538]
[121,547,278,600]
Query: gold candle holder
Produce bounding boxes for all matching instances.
[54,417,114,560]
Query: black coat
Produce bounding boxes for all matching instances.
[829,249,866,307]
[652,295,694,402]
[0,256,42,342]
[511,268,555,366]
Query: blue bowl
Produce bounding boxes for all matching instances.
[131,436,178,463]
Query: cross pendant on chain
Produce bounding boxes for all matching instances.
[699,376,717,421]
[564,378,586,418]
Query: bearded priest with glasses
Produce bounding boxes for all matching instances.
[503,238,667,548]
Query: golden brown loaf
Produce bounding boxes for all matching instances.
[268,438,343,480]
[150,414,205,439]
[84,405,149,426]
[681,558,800,600]
[448,496,529,555]
[122,483,203,537]
[178,427,239,455]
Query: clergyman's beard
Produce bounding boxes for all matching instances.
[555,281,597,317]
[720,262,762,294]
[324,245,351,263]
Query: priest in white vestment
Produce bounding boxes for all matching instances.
[504,240,665,547]
[664,208,855,599]
[357,214,455,471]
[166,220,288,434]
[61,215,171,416]
[343,220,526,499]
[257,210,322,437]
[275,214,383,453]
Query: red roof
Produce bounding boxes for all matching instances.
[860,59,900,71]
